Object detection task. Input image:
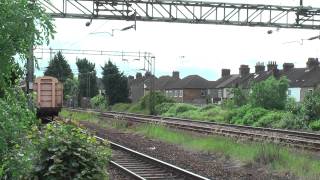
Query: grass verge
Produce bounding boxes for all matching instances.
[61,109,320,179]
[60,109,100,123]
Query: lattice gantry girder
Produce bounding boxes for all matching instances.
[38,0,320,29]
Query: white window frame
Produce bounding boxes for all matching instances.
[179,90,183,97]
[174,90,178,97]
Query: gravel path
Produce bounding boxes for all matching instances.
[81,121,292,180]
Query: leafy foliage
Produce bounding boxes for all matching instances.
[309,120,320,131]
[44,51,73,83]
[249,77,289,110]
[232,88,248,107]
[90,94,107,110]
[76,58,98,98]
[111,103,132,112]
[64,77,79,101]
[0,0,54,95]
[102,61,129,105]
[301,89,320,121]
[32,123,111,179]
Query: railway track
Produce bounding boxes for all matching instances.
[68,108,320,151]
[94,137,210,180]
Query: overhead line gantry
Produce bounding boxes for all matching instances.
[39,0,320,29]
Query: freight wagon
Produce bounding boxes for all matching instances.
[33,76,63,119]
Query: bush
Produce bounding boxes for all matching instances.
[302,90,320,121]
[154,103,175,115]
[230,105,268,125]
[0,90,38,162]
[140,92,174,109]
[249,77,289,110]
[163,103,197,117]
[309,120,320,131]
[90,94,107,110]
[32,122,111,179]
[253,111,284,128]
[273,113,306,130]
[285,97,302,115]
[112,103,131,112]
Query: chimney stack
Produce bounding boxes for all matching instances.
[172,71,180,79]
[283,63,294,72]
[239,65,250,77]
[136,72,142,80]
[255,62,265,74]
[128,75,134,81]
[306,58,319,69]
[221,69,230,78]
[267,61,278,71]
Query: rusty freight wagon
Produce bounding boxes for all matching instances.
[34,76,63,118]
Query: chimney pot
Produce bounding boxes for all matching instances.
[255,62,265,74]
[239,65,250,77]
[283,63,294,72]
[267,61,278,71]
[136,72,142,79]
[221,69,230,78]
[172,71,180,79]
[306,58,319,69]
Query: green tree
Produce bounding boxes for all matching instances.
[249,77,289,110]
[63,77,79,102]
[44,51,73,83]
[302,89,320,121]
[76,58,98,98]
[232,87,248,107]
[102,61,129,105]
[0,0,55,96]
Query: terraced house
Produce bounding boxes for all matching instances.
[128,58,320,104]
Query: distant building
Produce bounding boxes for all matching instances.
[164,75,209,105]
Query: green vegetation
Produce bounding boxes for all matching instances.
[102,60,130,105]
[44,51,73,83]
[249,77,289,110]
[60,109,100,124]
[136,124,320,179]
[0,0,55,96]
[34,122,110,179]
[91,94,108,110]
[112,92,174,114]
[76,58,99,98]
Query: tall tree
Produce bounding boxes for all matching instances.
[0,0,54,96]
[102,60,129,105]
[76,58,98,98]
[44,51,73,83]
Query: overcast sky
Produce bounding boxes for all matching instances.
[35,0,320,80]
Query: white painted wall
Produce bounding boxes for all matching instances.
[288,88,301,102]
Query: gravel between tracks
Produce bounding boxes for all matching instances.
[81,120,293,180]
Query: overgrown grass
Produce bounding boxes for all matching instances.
[136,124,320,179]
[60,109,99,123]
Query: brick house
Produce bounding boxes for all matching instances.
[164,75,209,104]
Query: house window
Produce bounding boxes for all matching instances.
[218,89,222,98]
[179,90,183,97]
[169,90,173,97]
[201,90,206,97]
[174,90,178,97]
[165,90,169,96]
[288,89,291,96]
[308,89,313,93]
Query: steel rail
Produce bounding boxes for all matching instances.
[94,136,211,180]
[67,108,320,150]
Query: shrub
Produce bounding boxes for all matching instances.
[163,103,197,117]
[32,122,111,179]
[285,97,302,115]
[112,103,131,112]
[309,120,320,131]
[154,103,175,115]
[273,113,306,130]
[90,94,107,110]
[253,111,284,128]
[232,88,249,107]
[302,90,320,121]
[230,105,268,125]
[249,76,289,110]
[140,92,174,109]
